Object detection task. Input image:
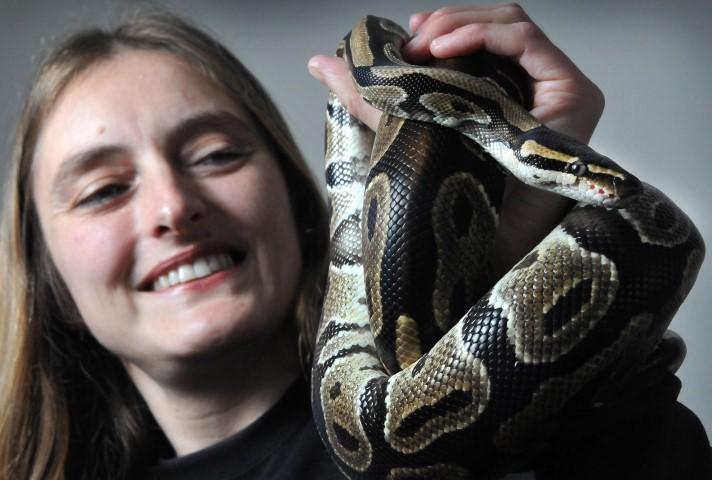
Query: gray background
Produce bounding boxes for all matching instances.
[2,0,710,436]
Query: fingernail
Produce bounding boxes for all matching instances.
[307,58,324,81]
[430,35,449,54]
[430,38,441,52]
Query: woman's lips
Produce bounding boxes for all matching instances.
[151,252,245,292]
[138,246,246,292]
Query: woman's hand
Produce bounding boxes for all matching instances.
[308,4,605,274]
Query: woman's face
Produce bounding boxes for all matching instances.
[32,51,303,376]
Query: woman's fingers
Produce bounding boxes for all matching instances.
[308,54,382,131]
[309,4,603,143]
[405,6,603,143]
[404,4,533,61]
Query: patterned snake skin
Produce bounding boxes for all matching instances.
[311,16,705,479]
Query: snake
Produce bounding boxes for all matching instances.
[310,16,705,480]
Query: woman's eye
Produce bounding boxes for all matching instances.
[190,147,253,169]
[76,183,130,208]
[195,146,251,167]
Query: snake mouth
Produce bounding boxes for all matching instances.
[573,171,643,207]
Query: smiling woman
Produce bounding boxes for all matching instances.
[0,12,331,479]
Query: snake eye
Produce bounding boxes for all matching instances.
[567,161,588,177]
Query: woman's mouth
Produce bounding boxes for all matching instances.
[145,251,246,292]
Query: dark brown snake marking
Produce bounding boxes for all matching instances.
[311,16,705,479]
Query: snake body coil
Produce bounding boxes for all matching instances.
[311,16,705,479]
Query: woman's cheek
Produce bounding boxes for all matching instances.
[54,213,135,307]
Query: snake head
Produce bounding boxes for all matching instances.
[514,128,642,207]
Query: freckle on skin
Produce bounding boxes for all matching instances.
[97,126,105,135]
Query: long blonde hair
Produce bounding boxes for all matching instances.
[0,11,328,479]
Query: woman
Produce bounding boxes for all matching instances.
[0,10,330,479]
[0,4,708,480]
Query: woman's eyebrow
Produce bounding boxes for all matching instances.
[165,110,259,149]
[50,146,124,201]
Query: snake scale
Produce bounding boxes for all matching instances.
[311,16,705,479]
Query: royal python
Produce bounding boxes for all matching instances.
[311,16,705,479]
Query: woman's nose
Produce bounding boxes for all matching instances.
[140,166,206,238]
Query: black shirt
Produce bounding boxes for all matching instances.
[530,374,712,479]
[148,378,344,480]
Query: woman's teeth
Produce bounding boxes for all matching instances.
[152,253,236,291]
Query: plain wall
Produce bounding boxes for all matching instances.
[2,0,710,438]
